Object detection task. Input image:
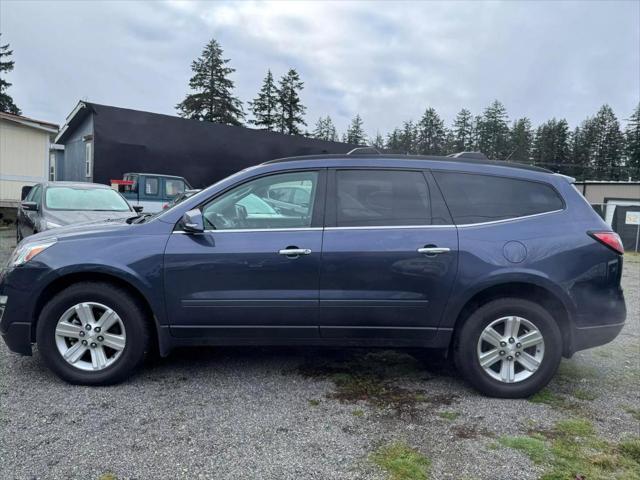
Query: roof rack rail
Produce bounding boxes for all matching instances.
[347,146,380,156]
[447,151,488,160]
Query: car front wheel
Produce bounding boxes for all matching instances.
[453,298,562,398]
[36,282,149,385]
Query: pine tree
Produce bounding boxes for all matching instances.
[398,121,418,154]
[572,120,598,180]
[531,119,570,174]
[0,35,20,115]
[416,107,446,155]
[345,114,367,145]
[451,108,474,152]
[624,103,640,180]
[249,70,279,130]
[312,115,337,142]
[386,128,402,151]
[591,105,624,180]
[176,38,244,126]
[277,69,306,135]
[508,118,533,163]
[372,131,385,150]
[477,100,511,159]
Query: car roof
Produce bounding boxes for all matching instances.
[263,153,552,174]
[123,172,187,179]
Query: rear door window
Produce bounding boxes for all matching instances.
[335,170,431,227]
[433,171,564,225]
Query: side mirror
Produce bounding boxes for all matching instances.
[133,205,144,213]
[21,185,33,201]
[21,201,38,211]
[182,208,204,233]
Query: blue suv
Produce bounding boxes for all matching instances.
[0,152,626,397]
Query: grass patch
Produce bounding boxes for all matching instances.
[499,417,640,480]
[528,388,576,410]
[98,474,117,480]
[623,405,640,421]
[352,409,365,417]
[571,388,597,401]
[498,436,550,464]
[620,438,640,463]
[371,442,430,480]
[437,411,460,421]
[555,418,595,437]
[297,349,450,413]
[308,398,320,407]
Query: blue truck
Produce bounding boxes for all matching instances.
[114,173,193,213]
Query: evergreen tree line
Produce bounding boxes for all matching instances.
[377,100,640,181]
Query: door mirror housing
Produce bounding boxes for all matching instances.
[182,208,204,233]
[133,205,144,213]
[21,201,38,211]
[21,185,33,201]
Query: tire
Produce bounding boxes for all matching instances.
[453,298,562,398]
[36,282,150,385]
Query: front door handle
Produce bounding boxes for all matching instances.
[278,248,312,256]
[417,247,451,255]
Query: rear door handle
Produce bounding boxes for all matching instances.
[278,248,312,256]
[417,247,451,255]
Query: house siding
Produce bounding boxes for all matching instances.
[59,114,93,182]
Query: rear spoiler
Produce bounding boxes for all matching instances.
[554,173,576,183]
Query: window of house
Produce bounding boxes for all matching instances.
[49,153,56,181]
[335,170,431,227]
[85,142,92,178]
[433,172,564,224]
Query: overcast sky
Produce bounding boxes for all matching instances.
[1,0,639,136]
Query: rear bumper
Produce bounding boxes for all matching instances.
[570,321,625,354]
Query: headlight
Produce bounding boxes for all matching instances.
[46,221,62,229]
[7,239,57,268]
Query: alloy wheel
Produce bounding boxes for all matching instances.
[54,302,126,371]
[476,316,545,383]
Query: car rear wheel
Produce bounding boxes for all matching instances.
[36,282,149,385]
[453,298,562,398]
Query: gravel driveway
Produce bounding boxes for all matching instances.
[1,227,638,480]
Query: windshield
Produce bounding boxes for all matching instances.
[45,186,131,211]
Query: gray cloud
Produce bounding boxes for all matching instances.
[1,0,638,138]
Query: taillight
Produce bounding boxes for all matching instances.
[588,231,624,255]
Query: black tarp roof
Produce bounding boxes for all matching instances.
[57,102,359,188]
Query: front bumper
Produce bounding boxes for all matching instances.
[0,321,32,355]
[0,264,51,356]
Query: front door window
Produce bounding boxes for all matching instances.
[202,171,318,230]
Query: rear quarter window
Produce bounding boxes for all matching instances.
[433,171,564,225]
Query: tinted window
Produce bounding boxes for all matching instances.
[336,170,430,227]
[145,177,159,196]
[433,172,564,224]
[202,171,318,230]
